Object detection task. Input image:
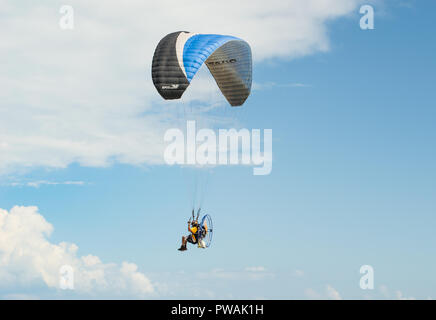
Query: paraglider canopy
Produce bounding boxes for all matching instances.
[152,31,252,106]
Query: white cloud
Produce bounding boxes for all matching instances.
[245,266,266,272]
[304,288,321,299]
[253,82,312,90]
[379,285,417,300]
[326,285,342,300]
[305,285,342,300]
[0,206,154,298]
[293,269,305,277]
[0,0,366,175]
[151,267,277,299]
[379,284,390,298]
[7,180,86,188]
[395,290,415,300]
[196,267,274,282]
[2,293,39,300]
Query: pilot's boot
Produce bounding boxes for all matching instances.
[178,237,187,251]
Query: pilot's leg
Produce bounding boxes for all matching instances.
[178,236,187,251]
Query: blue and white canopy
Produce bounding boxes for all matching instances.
[152,31,252,106]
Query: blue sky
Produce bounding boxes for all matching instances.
[0,1,435,299]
